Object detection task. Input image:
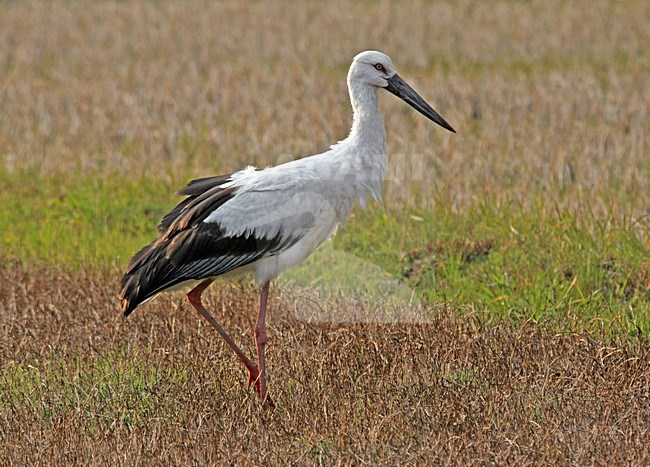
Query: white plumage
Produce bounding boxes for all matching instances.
[120,50,455,405]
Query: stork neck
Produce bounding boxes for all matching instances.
[348,81,386,150]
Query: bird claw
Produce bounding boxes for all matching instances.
[247,369,263,394]
[246,370,274,408]
[247,372,257,391]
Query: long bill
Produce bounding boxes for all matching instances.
[384,73,456,133]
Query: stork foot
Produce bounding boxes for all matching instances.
[247,368,275,408]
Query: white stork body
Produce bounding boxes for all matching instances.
[210,147,385,284]
[120,51,455,406]
[204,68,389,285]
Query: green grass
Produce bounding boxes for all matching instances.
[1,170,648,335]
[0,348,189,432]
[0,170,176,269]
[1,2,648,463]
[343,198,649,333]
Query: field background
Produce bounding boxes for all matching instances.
[0,0,648,464]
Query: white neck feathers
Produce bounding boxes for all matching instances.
[347,79,386,150]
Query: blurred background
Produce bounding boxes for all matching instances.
[1,0,647,214]
[0,2,648,463]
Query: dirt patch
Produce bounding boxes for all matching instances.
[0,263,648,464]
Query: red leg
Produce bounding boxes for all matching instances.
[254,281,271,405]
[186,279,262,394]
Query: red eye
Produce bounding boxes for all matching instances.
[374,63,386,72]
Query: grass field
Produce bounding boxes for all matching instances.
[1,0,649,464]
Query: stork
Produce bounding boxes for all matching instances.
[119,50,455,406]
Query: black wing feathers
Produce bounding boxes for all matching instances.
[178,174,232,196]
[120,173,296,317]
[158,175,234,233]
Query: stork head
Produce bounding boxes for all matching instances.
[349,50,456,133]
[350,51,398,88]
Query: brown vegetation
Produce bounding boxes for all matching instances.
[1,1,649,464]
[1,1,648,217]
[1,264,648,464]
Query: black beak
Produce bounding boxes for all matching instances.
[384,73,456,133]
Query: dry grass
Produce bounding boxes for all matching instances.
[1,264,648,464]
[1,0,648,217]
[1,1,649,464]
